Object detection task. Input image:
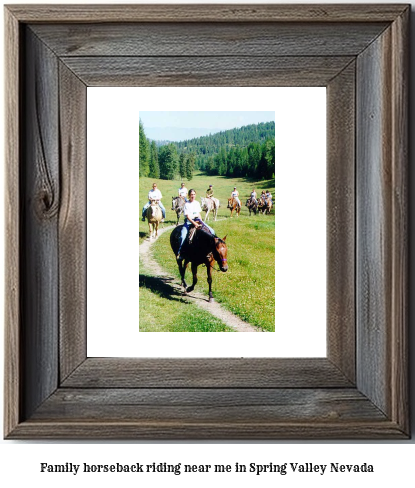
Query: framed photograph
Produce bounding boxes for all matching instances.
[5,4,409,439]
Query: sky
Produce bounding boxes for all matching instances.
[139,111,275,141]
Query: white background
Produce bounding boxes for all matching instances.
[87,87,326,357]
[1,0,414,486]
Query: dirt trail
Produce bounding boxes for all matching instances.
[140,225,261,332]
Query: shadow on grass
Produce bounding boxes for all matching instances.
[139,273,191,304]
[140,272,212,305]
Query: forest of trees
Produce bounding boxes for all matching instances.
[139,120,275,180]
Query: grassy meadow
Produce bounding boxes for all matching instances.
[139,171,274,243]
[139,172,275,332]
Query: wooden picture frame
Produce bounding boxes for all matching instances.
[4,4,409,439]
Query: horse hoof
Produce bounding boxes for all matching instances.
[209,297,214,303]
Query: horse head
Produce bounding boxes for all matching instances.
[227,198,233,208]
[149,200,162,219]
[213,235,228,272]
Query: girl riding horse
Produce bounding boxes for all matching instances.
[176,189,216,260]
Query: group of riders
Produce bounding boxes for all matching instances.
[247,188,273,206]
[141,182,273,259]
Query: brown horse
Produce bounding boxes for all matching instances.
[258,198,272,215]
[227,197,241,218]
[170,225,228,302]
[146,201,162,238]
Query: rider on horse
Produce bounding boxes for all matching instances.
[176,189,215,260]
[141,183,166,222]
[206,184,214,199]
[206,184,219,213]
[231,187,241,207]
[178,182,188,202]
[250,188,257,203]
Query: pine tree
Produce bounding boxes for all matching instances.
[149,140,160,178]
[139,120,150,177]
[186,153,195,180]
[264,139,275,179]
[179,153,186,179]
[159,144,179,180]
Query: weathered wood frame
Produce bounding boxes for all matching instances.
[4,4,409,439]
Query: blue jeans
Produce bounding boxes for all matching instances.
[142,201,166,218]
[178,218,215,255]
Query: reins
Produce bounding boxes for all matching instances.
[203,254,226,273]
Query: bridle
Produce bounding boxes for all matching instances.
[205,251,227,272]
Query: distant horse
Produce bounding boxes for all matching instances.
[264,198,273,214]
[201,197,219,222]
[146,201,163,238]
[171,196,185,226]
[170,225,228,302]
[227,197,241,218]
[258,198,272,215]
[245,197,258,216]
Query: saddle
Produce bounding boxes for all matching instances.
[187,221,214,245]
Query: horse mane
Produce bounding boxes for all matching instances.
[199,229,226,246]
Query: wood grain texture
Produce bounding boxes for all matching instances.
[32,388,386,423]
[31,22,388,57]
[58,63,87,382]
[357,30,391,416]
[62,358,353,388]
[7,421,407,441]
[6,4,409,23]
[4,6,21,438]
[326,62,356,383]
[20,28,60,420]
[60,56,354,87]
[389,8,409,433]
[356,13,408,428]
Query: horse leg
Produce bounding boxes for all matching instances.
[178,259,189,292]
[206,262,213,302]
[148,221,152,238]
[186,262,198,293]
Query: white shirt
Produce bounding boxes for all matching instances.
[178,187,188,198]
[148,188,162,201]
[232,190,239,198]
[184,200,202,220]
